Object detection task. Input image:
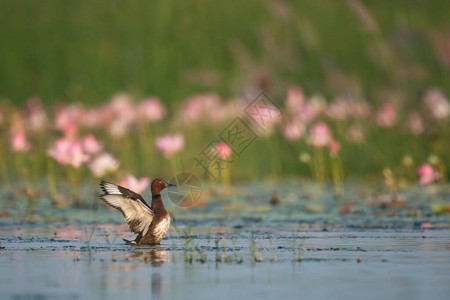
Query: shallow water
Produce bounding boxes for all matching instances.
[1,181,449,299]
[1,223,449,300]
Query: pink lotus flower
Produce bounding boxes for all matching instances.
[155,133,185,158]
[11,132,32,152]
[216,142,232,159]
[376,102,397,127]
[417,163,441,185]
[120,174,150,194]
[424,88,450,119]
[89,153,120,177]
[308,122,332,147]
[82,134,103,154]
[329,139,341,156]
[282,121,306,141]
[137,97,166,122]
[47,138,90,168]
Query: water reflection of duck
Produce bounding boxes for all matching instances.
[128,250,170,266]
[99,179,176,245]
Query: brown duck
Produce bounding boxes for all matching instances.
[99,178,175,245]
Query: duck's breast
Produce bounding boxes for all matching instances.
[152,215,171,242]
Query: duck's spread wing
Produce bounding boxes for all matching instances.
[99,180,153,236]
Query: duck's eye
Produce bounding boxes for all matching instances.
[159,181,162,184]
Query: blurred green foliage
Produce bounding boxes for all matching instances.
[0,0,449,105]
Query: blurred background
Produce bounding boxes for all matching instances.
[1,0,448,105]
[0,0,449,214]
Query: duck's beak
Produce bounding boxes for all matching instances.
[166,183,177,188]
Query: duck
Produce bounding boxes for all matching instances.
[99,178,175,245]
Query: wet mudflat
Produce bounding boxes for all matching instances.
[1,223,449,300]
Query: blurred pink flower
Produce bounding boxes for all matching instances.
[109,93,136,124]
[63,123,78,139]
[10,113,32,152]
[0,108,3,124]
[109,119,131,138]
[69,140,91,168]
[82,134,103,154]
[417,163,441,185]
[81,103,115,129]
[376,102,397,127]
[89,153,120,177]
[80,109,101,128]
[47,138,73,165]
[420,222,433,228]
[325,98,349,120]
[308,122,332,147]
[155,133,185,158]
[181,94,221,123]
[54,104,84,131]
[216,142,232,159]
[81,107,113,128]
[424,88,450,119]
[47,138,89,168]
[137,97,166,122]
[286,86,305,114]
[407,112,425,135]
[25,97,47,131]
[121,174,150,194]
[282,121,305,141]
[11,132,32,152]
[105,94,136,138]
[329,139,341,156]
[296,102,319,124]
[246,101,282,130]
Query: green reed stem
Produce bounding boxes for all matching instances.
[46,158,57,202]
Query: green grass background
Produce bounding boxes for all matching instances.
[0,0,448,105]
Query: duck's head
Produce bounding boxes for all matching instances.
[151,178,176,194]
